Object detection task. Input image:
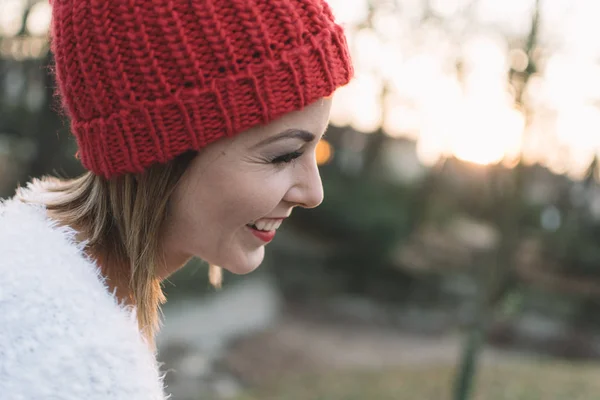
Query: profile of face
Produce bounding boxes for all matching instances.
[161,97,332,276]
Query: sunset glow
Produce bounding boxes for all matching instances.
[326,0,600,178]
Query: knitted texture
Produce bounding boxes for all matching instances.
[49,0,354,178]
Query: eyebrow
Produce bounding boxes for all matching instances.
[252,128,316,149]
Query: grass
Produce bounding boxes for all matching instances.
[233,359,600,400]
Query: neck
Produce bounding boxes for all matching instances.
[157,236,193,280]
[97,247,191,306]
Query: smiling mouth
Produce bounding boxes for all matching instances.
[245,219,284,243]
[246,219,283,232]
[246,225,276,243]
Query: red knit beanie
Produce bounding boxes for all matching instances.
[48,0,353,179]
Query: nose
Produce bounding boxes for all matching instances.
[284,159,324,209]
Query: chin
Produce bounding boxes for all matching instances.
[219,248,265,275]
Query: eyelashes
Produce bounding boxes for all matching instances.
[267,135,327,165]
[270,150,304,164]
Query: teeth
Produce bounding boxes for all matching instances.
[253,219,282,231]
[255,220,269,231]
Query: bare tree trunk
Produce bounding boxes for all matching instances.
[452,1,541,399]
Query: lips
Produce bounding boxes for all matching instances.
[246,218,285,243]
[246,225,276,242]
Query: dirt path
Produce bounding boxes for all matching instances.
[223,306,516,388]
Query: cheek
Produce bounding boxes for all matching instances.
[170,165,294,250]
[216,174,289,224]
[219,172,299,236]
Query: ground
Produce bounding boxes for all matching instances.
[225,306,600,399]
[157,276,600,400]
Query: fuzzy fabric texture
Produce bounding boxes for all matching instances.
[0,191,167,400]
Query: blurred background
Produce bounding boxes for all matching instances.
[3,0,600,399]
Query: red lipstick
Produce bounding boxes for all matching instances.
[247,226,276,243]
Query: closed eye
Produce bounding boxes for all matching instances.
[271,150,304,164]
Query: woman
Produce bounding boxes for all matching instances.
[0,0,353,399]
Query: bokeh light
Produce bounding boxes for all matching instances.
[26,2,52,36]
[0,0,26,37]
[316,139,334,166]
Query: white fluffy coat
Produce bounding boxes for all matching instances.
[0,192,167,399]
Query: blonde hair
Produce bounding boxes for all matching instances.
[19,151,222,346]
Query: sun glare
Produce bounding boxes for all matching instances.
[328,0,600,176]
[453,103,525,165]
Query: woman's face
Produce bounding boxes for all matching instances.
[161,97,332,276]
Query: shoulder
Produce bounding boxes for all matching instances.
[0,195,166,400]
[0,193,103,305]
